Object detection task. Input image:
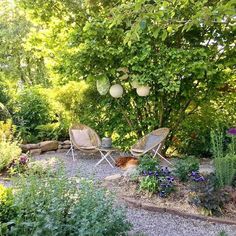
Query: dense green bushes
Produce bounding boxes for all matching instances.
[0,120,21,171]
[0,173,131,236]
[0,185,15,224]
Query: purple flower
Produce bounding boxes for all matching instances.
[19,155,28,165]
[191,171,198,177]
[227,128,236,136]
[148,171,153,176]
[159,191,166,198]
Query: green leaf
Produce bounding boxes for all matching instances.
[161,30,167,41]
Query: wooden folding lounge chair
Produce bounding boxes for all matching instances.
[131,128,171,165]
[66,124,101,161]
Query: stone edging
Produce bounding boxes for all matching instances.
[121,196,236,226]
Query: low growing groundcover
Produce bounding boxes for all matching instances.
[0,170,131,236]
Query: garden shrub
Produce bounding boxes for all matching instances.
[0,184,16,223]
[1,172,131,236]
[0,141,21,172]
[7,154,29,176]
[173,157,200,182]
[0,120,15,141]
[14,86,52,143]
[189,174,230,216]
[138,154,159,173]
[214,154,236,188]
[175,94,236,157]
[0,120,21,172]
[211,128,236,187]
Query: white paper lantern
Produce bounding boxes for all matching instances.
[136,85,150,96]
[109,84,124,98]
[131,80,140,88]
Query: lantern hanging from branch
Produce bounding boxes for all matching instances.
[136,85,150,96]
[109,84,124,98]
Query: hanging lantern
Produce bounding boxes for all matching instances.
[109,84,124,98]
[131,80,140,88]
[136,85,150,96]
[96,75,110,95]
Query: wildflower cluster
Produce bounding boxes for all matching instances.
[190,171,205,182]
[8,154,29,175]
[140,166,175,197]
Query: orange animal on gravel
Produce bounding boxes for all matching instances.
[115,156,139,170]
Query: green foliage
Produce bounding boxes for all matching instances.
[0,0,235,154]
[138,154,159,173]
[189,174,230,216]
[1,172,131,235]
[14,0,235,152]
[138,160,175,197]
[0,0,49,86]
[0,141,21,172]
[0,120,21,171]
[210,129,236,187]
[27,160,57,177]
[0,120,15,141]
[175,93,236,157]
[0,185,16,223]
[7,154,29,176]
[174,157,200,182]
[214,154,236,188]
[218,231,229,236]
[140,176,158,194]
[211,129,224,159]
[14,87,52,142]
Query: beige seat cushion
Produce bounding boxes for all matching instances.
[71,129,92,147]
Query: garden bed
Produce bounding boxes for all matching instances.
[103,176,236,224]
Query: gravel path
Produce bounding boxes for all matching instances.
[3,151,236,236]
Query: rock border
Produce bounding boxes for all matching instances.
[121,196,236,226]
[20,140,71,155]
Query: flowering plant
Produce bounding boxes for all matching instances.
[8,154,29,176]
[140,166,175,197]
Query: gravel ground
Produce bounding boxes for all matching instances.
[2,151,236,236]
[125,207,236,236]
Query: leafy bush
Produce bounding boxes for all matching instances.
[214,154,236,187]
[14,87,52,143]
[0,120,15,141]
[211,128,236,187]
[139,176,158,194]
[0,184,16,223]
[173,157,200,182]
[138,154,159,173]
[210,129,225,159]
[7,154,29,176]
[189,174,230,216]
[0,120,21,171]
[175,93,236,157]
[1,172,131,235]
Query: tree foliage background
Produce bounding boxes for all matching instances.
[0,0,235,155]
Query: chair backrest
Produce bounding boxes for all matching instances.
[69,124,101,150]
[132,128,169,151]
